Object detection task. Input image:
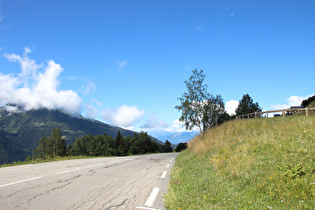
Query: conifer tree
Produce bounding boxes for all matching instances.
[235,94,262,116]
[164,140,173,153]
[116,131,125,156]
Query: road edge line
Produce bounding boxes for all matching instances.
[0,176,43,188]
[145,187,160,207]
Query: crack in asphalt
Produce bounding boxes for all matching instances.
[105,198,128,210]
[74,188,104,210]
[102,163,119,169]
[1,185,37,199]
[26,175,81,204]
[1,154,176,210]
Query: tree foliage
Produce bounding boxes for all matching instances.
[164,140,173,153]
[32,128,66,159]
[235,94,262,116]
[32,129,165,159]
[301,95,315,108]
[175,142,187,152]
[175,69,226,134]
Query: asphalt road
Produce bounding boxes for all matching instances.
[0,153,178,210]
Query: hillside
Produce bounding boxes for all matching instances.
[165,115,315,209]
[0,134,29,164]
[0,104,161,164]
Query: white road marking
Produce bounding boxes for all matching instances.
[136,207,161,210]
[0,176,43,188]
[166,164,170,168]
[145,187,160,207]
[170,160,172,163]
[161,171,167,178]
[119,158,133,161]
[56,168,80,175]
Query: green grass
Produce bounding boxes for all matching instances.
[165,116,315,209]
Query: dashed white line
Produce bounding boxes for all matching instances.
[161,171,167,178]
[136,207,161,210]
[145,187,160,207]
[0,176,43,188]
[166,164,170,168]
[56,168,80,175]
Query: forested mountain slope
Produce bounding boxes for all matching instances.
[0,104,161,164]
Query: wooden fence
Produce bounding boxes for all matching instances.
[236,107,315,120]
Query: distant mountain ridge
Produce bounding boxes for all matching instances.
[150,131,200,145]
[0,104,162,164]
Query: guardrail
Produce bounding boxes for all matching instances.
[236,107,315,119]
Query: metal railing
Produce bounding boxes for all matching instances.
[236,107,315,119]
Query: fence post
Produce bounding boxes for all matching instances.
[255,112,257,118]
[306,108,309,117]
[266,111,268,118]
[282,110,285,117]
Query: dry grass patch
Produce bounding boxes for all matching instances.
[166,116,315,209]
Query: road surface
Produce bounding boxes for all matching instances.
[0,153,177,210]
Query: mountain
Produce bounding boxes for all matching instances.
[0,134,29,164]
[150,131,200,145]
[0,104,161,164]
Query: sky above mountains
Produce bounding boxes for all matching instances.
[0,0,314,134]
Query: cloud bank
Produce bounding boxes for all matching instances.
[140,114,168,129]
[85,105,97,118]
[0,48,81,113]
[100,105,145,127]
[271,95,309,110]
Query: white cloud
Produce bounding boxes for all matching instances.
[92,98,103,106]
[166,119,187,133]
[271,95,309,110]
[4,47,42,83]
[140,114,168,129]
[196,24,203,31]
[68,76,96,94]
[85,104,97,118]
[4,104,23,113]
[142,119,198,133]
[270,104,290,110]
[117,60,127,68]
[165,119,199,133]
[286,96,306,106]
[23,46,32,55]
[0,48,82,113]
[225,100,239,115]
[100,105,145,127]
[83,81,96,94]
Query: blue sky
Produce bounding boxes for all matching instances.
[0,0,314,136]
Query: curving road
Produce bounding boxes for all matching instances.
[0,153,177,210]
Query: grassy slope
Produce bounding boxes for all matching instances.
[165,116,315,209]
